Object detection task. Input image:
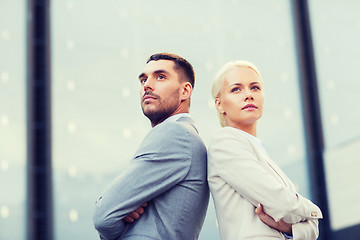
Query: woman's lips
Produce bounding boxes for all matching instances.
[242,104,257,110]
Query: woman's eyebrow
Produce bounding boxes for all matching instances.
[228,83,242,89]
[249,81,261,85]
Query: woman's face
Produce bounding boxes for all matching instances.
[215,66,264,130]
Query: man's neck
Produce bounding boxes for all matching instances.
[151,112,190,128]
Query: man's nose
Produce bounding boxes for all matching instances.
[143,77,154,91]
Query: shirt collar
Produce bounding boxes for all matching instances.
[234,127,265,149]
[162,113,191,124]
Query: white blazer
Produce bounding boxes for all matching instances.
[208,127,322,240]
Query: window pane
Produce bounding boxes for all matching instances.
[52,0,309,239]
[309,0,360,232]
[0,1,26,239]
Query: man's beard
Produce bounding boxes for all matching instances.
[141,91,180,126]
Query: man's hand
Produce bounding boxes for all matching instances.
[255,204,292,235]
[123,203,148,223]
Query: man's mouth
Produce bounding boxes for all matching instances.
[142,92,158,102]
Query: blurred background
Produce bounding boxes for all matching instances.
[0,0,359,239]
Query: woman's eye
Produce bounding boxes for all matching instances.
[251,86,261,90]
[231,87,241,92]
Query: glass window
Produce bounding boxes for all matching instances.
[52,0,310,239]
[0,0,26,239]
[309,0,360,232]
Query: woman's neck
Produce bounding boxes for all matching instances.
[227,122,257,137]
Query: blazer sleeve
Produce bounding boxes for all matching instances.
[93,122,192,240]
[208,128,322,224]
[292,219,319,240]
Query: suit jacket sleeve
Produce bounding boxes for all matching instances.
[93,122,191,240]
[209,128,322,225]
[292,219,319,240]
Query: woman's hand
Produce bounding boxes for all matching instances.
[255,203,292,235]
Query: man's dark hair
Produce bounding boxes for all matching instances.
[147,53,195,88]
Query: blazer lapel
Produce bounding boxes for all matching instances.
[255,147,292,189]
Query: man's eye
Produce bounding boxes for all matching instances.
[156,75,165,80]
[140,78,147,84]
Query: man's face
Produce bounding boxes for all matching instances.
[138,60,183,126]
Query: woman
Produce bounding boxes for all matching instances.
[208,60,322,240]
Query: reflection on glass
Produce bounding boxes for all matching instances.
[0,1,26,240]
[309,0,360,231]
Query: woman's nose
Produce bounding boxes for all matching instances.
[244,90,254,101]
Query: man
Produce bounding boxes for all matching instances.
[93,53,209,240]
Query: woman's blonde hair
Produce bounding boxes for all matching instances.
[211,60,262,127]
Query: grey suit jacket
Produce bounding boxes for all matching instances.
[93,115,209,240]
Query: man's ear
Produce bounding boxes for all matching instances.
[215,98,225,114]
[180,82,192,101]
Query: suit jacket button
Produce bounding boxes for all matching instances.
[311,211,318,217]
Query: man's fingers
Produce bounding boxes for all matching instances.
[124,203,148,224]
[123,216,134,223]
[123,211,140,223]
[128,211,140,219]
[134,202,148,214]
[134,207,144,215]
